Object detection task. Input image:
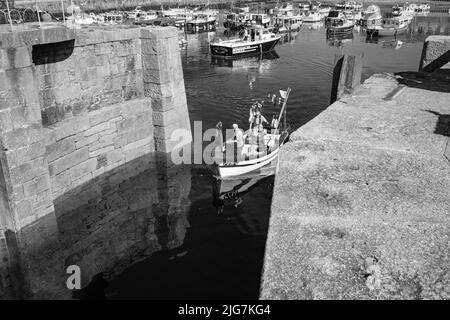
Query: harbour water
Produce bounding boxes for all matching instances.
[4,9,449,299]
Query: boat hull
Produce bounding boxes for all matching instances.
[327,24,354,35]
[210,38,280,57]
[218,147,281,178]
[187,19,217,29]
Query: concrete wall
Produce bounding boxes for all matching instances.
[261,74,450,300]
[419,35,450,72]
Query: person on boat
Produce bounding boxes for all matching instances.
[271,115,279,129]
[226,123,244,163]
[249,103,257,126]
[243,28,249,40]
[250,28,255,41]
[251,109,268,134]
[248,101,262,129]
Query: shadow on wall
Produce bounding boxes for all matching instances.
[0,152,192,299]
[423,110,450,137]
[32,40,75,65]
[394,70,450,93]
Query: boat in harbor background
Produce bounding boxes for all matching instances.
[210,26,280,57]
[367,14,410,36]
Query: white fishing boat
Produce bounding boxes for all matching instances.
[327,15,355,36]
[359,11,382,29]
[367,15,410,37]
[186,11,217,30]
[214,89,291,178]
[273,15,303,33]
[210,26,280,57]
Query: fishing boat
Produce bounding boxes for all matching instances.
[214,89,291,178]
[327,15,355,36]
[210,26,280,57]
[186,11,217,31]
[367,15,410,37]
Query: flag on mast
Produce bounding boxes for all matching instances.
[279,90,287,99]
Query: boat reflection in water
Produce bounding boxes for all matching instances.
[382,39,404,50]
[210,50,280,69]
[212,161,277,235]
[365,36,404,50]
[307,21,325,30]
[278,31,299,44]
[326,33,354,47]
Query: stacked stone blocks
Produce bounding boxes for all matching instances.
[0,25,191,232]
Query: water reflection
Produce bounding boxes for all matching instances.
[0,153,192,299]
[327,33,354,48]
[210,51,280,69]
[105,164,275,299]
[212,162,277,219]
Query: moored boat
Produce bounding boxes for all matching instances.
[186,11,217,31]
[210,27,280,57]
[273,15,303,33]
[327,15,355,36]
[367,15,410,37]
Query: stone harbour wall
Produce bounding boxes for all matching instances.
[0,24,191,232]
[45,98,154,199]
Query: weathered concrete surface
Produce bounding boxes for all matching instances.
[261,74,450,299]
[419,35,450,72]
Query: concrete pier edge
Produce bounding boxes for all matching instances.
[260,67,450,299]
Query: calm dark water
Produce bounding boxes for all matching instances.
[7,12,448,300]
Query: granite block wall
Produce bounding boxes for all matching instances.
[0,24,191,298]
[0,24,191,231]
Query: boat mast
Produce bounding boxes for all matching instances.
[275,88,291,131]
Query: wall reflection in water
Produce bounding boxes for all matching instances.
[1,153,191,299]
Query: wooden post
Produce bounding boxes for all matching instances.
[61,0,66,24]
[5,0,13,32]
[330,53,363,104]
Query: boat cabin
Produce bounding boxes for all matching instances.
[360,12,382,28]
[381,16,409,28]
[244,27,278,41]
[274,16,302,27]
